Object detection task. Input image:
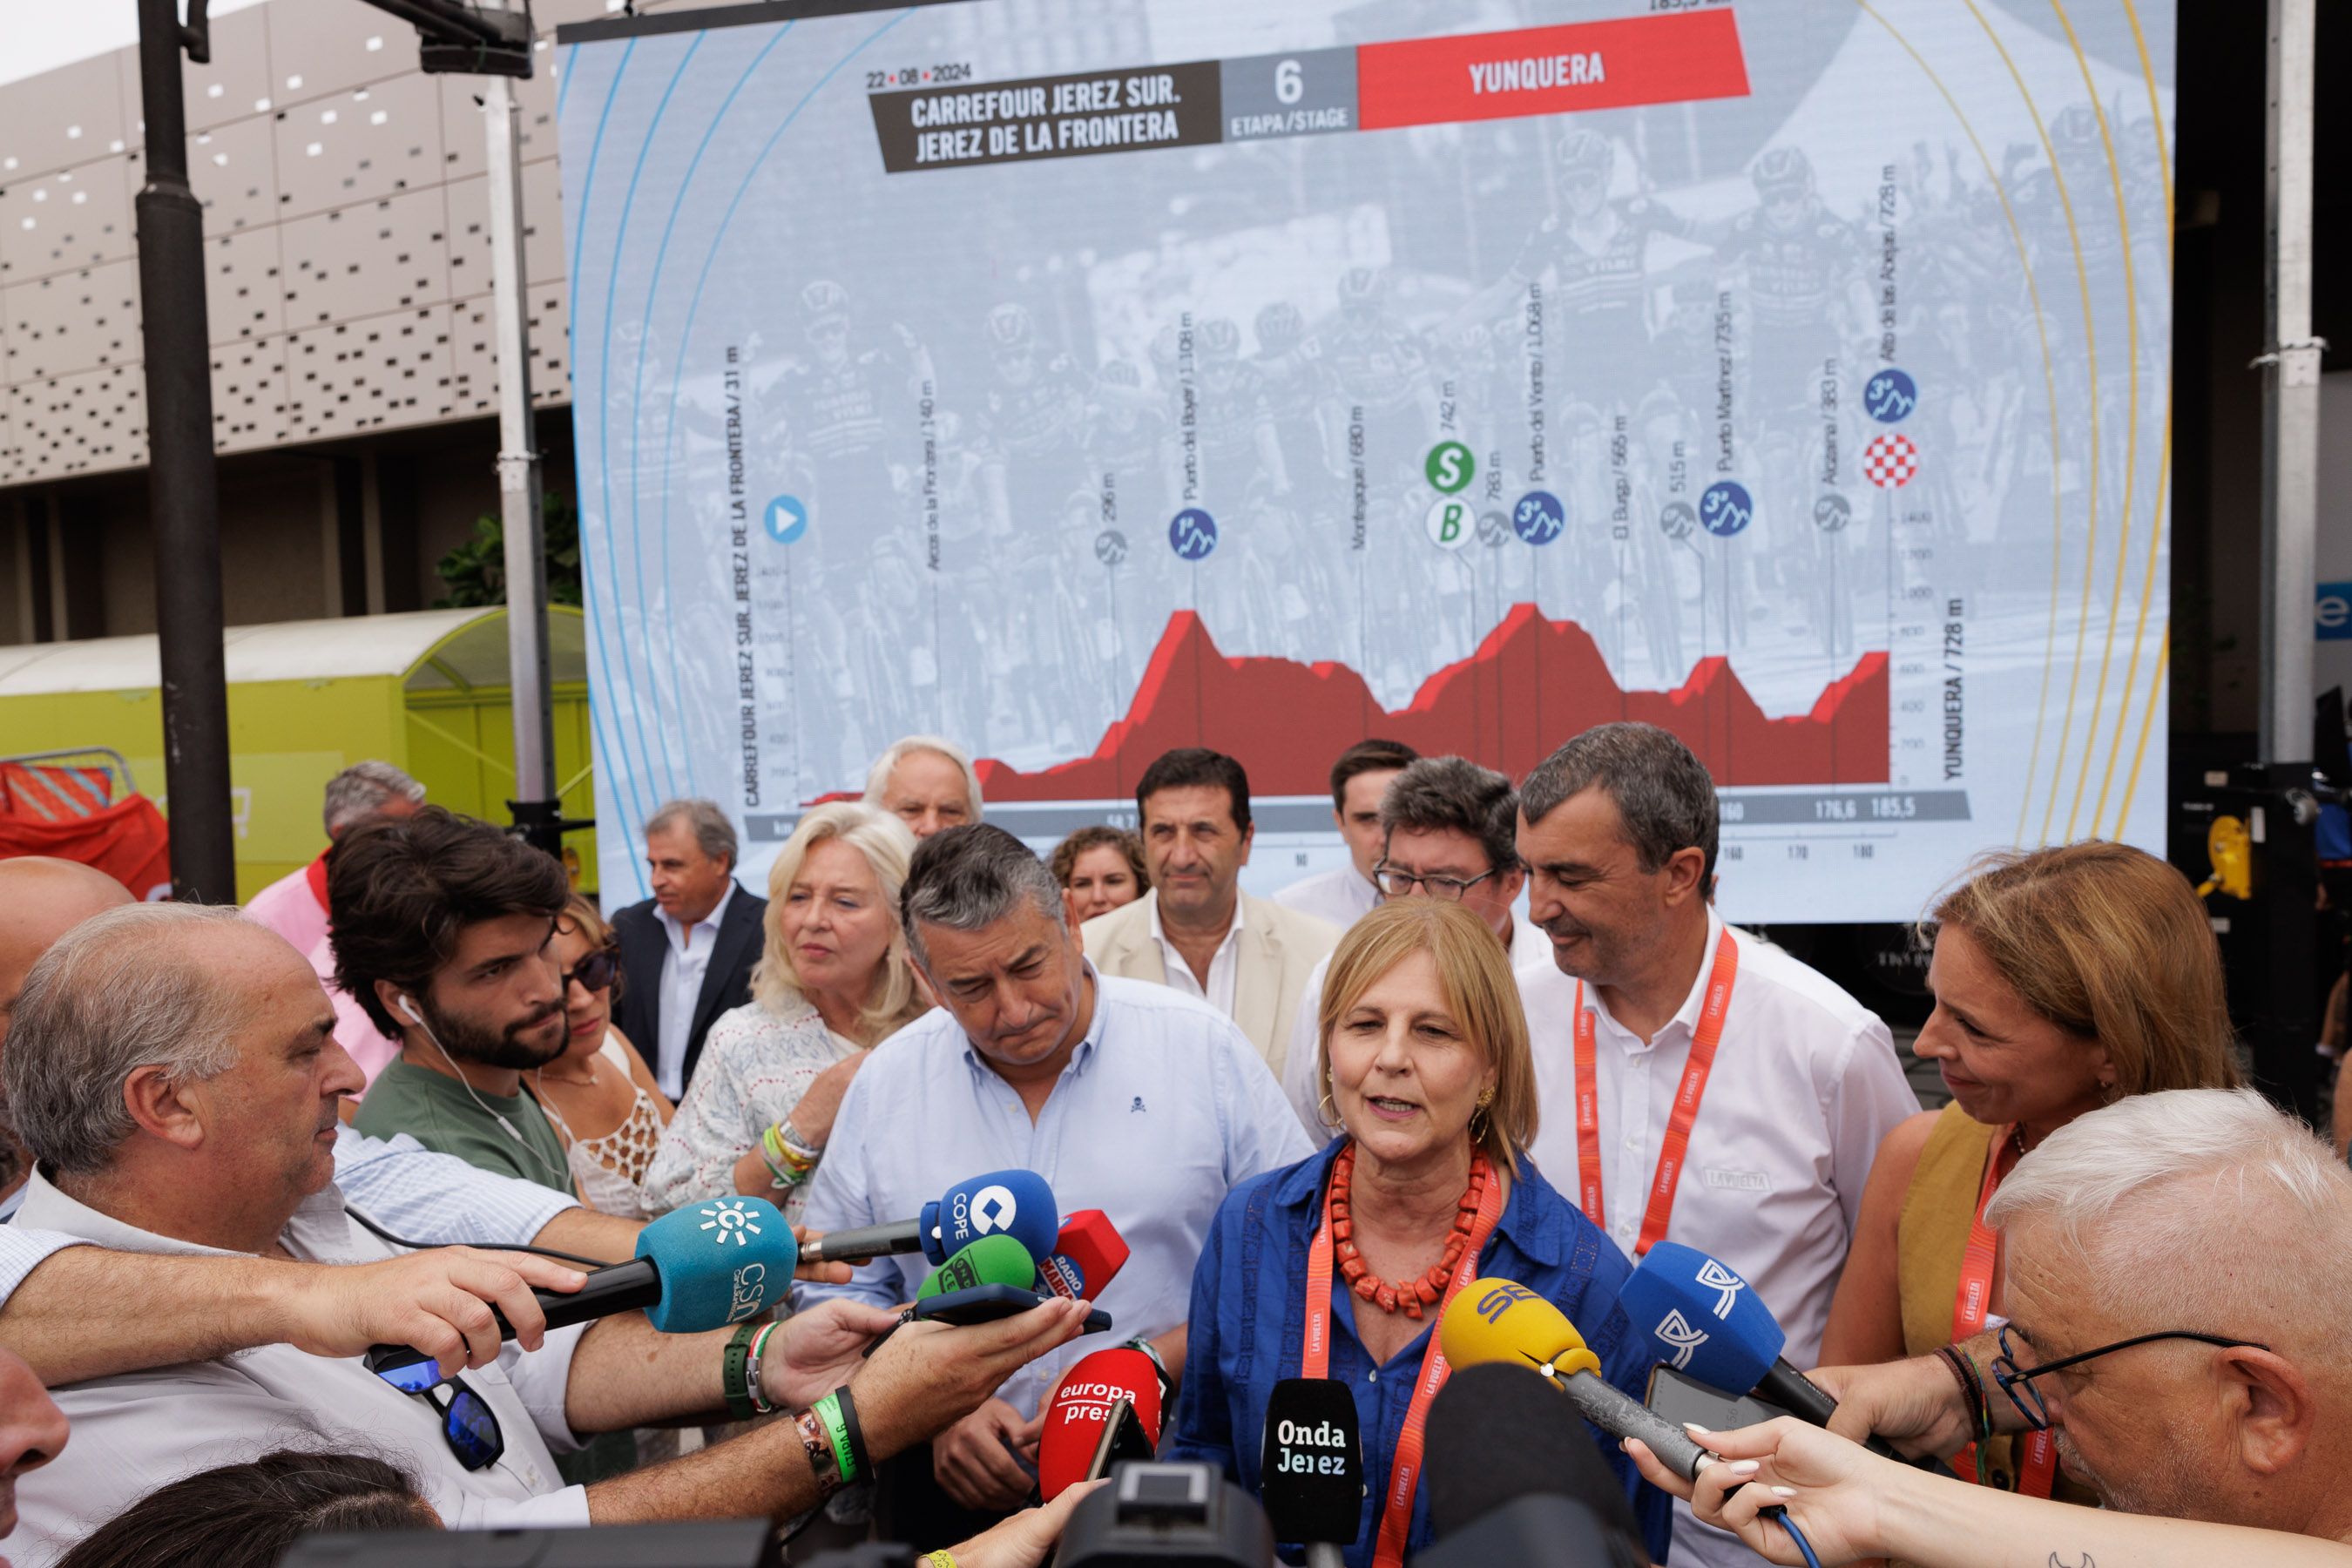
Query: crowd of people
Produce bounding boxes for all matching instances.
[0,727,2347,1568]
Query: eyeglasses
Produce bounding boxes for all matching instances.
[560,948,618,995]
[374,1362,507,1471]
[1374,862,1508,902]
[1989,1320,2270,1432]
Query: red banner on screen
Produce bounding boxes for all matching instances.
[1356,10,1750,132]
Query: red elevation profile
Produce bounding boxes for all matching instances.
[971,604,1888,801]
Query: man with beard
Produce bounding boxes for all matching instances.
[339,808,581,1192]
[1513,722,1916,1568]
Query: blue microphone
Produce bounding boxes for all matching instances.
[1616,1241,1839,1426]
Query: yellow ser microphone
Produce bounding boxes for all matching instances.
[1439,1279,1713,1480]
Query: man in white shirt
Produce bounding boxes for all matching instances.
[612,800,767,1098]
[801,824,1312,1542]
[1281,755,1547,1136]
[864,734,985,839]
[1272,738,1417,931]
[1512,721,1917,1568]
[0,902,1088,1566]
[1082,747,1339,1074]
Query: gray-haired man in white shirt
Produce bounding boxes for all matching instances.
[1513,722,1918,1568]
[0,903,1087,1566]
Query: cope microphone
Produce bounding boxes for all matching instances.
[1037,1346,1165,1502]
[1421,1362,1648,1568]
[365,1195,796,1383]
[1037,1209,1130,1301]
[799,1168,1057,1267]
[916,1234,1037,1299]
[1258,1379,1362,1568]
[1618,1241,1899,1457]
[1437,1278,1713,1481]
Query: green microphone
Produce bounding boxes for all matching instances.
[916,1233,1037,1300]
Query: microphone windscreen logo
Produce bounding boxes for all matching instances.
[637,1194,796,1331]
[1259,1378,1363,1546]
[1696,1258,1745,1318]
[1655,1308,1707,1369]
[1616,1241,1784,1396]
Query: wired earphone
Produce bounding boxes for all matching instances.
[397,994,575,1191]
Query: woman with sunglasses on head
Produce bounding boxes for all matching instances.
[1815,841,2240,1506]
[643,803,926,1224]
[522,896,675,1220]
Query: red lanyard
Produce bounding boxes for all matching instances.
[1950,1125,2058,1497]
[1301,1143,1506,1568]
[1572,929,1740,1258]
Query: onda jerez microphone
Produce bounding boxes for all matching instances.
[1437,1278,1712,1480]
[366,1195,796,1383]
[1258,1378,1362,1568]
[799,1168,1058,1267]
[1036,1346,1164,1501]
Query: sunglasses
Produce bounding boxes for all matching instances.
[561,948,618,994]
[375,1361,506,1471]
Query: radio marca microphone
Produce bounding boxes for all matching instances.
[916,1234,1037,1300]
[1421,1363,1648,1568]
[1037,1209,1131,1300]
[799,1168,1056,1267]
[1037,1346,1165,1502]
[365,1195,796,1382]
[1618,1241,1842,1426]
[1258,1378,1363,1566]
[1437,1279,1712,1480]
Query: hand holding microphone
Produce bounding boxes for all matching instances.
[1621,1414,1888,1568]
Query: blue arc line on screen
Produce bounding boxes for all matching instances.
[566,39,662,896]
[603,32,705,810]
[649,8,914,811]
[637,24,799,814]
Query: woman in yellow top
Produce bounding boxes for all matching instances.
[1818,841,2241,1497]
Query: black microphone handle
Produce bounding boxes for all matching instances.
[1755,1360,1904,1461]
[1559,1369,1710,1480]
[800,1218,926,1265]
[366,1256,663,1377]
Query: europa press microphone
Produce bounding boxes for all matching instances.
[1418,1362,1648,1568]
[1037,1345,1165,1502]
[799,1168,1058,1267]
[365,1195,796,1384]
[1037,1209,1131,1301]
[1257,1379,1362,1568]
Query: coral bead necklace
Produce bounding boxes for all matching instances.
[1327,1140,1491,1319]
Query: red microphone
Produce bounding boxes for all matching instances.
[1036,1346,1163,1501]
[1038,1210,1131,1301]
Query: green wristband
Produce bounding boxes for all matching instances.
[721,1321,760,1423]
[814,1389,858,1485]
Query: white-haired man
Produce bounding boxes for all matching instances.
[1771,1088,2352,1552]
[0,903,1086,1565]
[865,735,984,839]
[243,760,426,1082]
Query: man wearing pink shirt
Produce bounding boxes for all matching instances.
[245,761,426,1084]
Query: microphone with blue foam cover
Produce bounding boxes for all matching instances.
[1437,1278,1712,1480]
[1619,1241,1893,1452]
[800,1167,1058,1267]
[365,1194,797,1382]
[916,1234,1037,1300]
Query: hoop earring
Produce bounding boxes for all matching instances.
[1319,1074,1340,1129]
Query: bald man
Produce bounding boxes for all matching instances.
[0,859,135,1220]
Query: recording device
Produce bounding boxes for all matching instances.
[1647,1364,1788,1436]
[363,1195,796,1383]
[1618,1241,1900,1457]
[1257,1379,1362,1568]
[1436,1278,1712,1480]
[1039,1208,1132,1300]
[1419,1362,1648,1568]
[1055,1461,1276,1568]
[908,1282,1113,1334]
[286,1519,770,1566]
[916,1233,1037,1299]
[800,1168,1058,1266]
[1039,1347,1166,1502]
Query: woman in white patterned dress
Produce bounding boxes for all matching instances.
[643,803,928,1222]
[525,895,676,1219]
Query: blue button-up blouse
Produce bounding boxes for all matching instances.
[1164,1139,1674,1566]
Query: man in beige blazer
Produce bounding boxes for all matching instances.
[1079,748,1340,1079]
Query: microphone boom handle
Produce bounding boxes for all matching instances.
[801,1220,926,1266]
[1563,1370,1710,1480]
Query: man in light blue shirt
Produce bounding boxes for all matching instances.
[798,824,1312,1537]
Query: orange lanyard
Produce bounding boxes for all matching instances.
[1950,1125,2058,1497]
[1301,1144,1506,1568]
[1572,929,1740,1257]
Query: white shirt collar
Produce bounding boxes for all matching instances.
[658,879,736,943]
[1146,887,1245,950]
[1581,907,1727,1048]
